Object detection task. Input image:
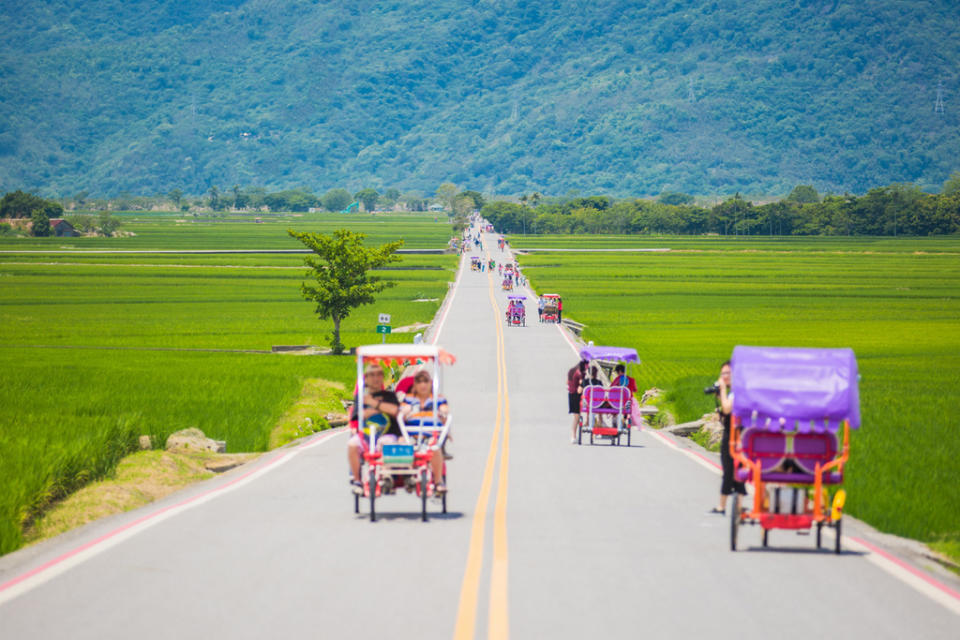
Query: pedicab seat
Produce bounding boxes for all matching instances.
[580,386,632,414]
[736,427,842,484]
[581,386,632,436]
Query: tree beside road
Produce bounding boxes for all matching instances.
[288,228,403,354]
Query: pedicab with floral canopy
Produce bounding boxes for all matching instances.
[352,345,454,522]
[540,294,561,323]
[728,346,859,553]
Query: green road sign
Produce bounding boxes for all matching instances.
[376,324,392,334]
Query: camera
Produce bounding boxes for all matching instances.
[703,384,720,395]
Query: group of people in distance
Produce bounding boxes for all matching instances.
[566,360,637,443]
[347,363,449,496]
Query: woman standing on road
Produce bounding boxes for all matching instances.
[567,360,586,443]
[712,361,746,514]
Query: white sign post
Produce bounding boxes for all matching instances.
[378,313,391,324]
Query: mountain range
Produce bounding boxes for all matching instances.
[1,0,958,198]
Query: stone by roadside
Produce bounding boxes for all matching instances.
[166,427,227,454]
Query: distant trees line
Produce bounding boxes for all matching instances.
[165,186,433,214]
[10,186,453,215]
[1,181,488,220]
[482,177,960,237]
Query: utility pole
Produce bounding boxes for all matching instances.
[935,81,945,115]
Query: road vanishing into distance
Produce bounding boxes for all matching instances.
[1,226,959,639]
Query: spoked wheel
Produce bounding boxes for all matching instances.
[762,528,769,548]
[730,494,740,551]
[816,521,823,549]
[354,492,359,514]
[577,422,583,445]
[420,469,429,522]
[835,518,842,554]
[369,468,377,523]
[589,428,594,445]
[627,426,632,447]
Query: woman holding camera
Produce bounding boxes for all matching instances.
[711,360,746,514]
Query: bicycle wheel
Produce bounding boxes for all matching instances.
[730,494,740,551]
[421,469,429,522]
[369,468,377,523]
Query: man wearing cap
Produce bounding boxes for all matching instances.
[348,363,401,494]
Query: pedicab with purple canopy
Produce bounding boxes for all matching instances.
[728,346,860,553]
[505,295,526,326]
[577,346,640,447]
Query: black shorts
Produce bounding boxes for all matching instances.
[568,393,581,414]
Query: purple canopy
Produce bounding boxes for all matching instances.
[731,346,860,433]
[579,346,640,363]
[507,295,527,300]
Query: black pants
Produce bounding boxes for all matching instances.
[720,425,746,496]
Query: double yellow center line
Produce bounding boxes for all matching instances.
[453,251,511,639]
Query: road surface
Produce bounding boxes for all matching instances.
[1,226,958,639]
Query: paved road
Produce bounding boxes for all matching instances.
[1,227,958,639]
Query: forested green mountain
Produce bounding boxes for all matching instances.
[1,0,958,198]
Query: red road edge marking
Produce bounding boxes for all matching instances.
[0,428,343,596]
[647,429,721,469]
[430,253,464,345]
[850,535,960,603]
[555,323,580,355]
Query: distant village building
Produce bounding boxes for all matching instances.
[49,219,79,236]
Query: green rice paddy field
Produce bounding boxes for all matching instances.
[514,235,960,552]
[0,213,457,554]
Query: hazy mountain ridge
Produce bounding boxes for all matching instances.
[1,0,958,197]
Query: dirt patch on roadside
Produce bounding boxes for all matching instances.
[24,449,258,546]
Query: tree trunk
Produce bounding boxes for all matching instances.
[331,315,343,355]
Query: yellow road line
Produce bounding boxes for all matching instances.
[488,278,510,639]
[453,250,506,639]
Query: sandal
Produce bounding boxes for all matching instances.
[350,480,364,495]
[435,483,447,494]
[709,507,725,514]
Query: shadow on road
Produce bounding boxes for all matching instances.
[739,545,866,557]
[576,444,646,449]
[353,511,465,522]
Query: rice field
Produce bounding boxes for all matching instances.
[516,236,960,549]
[0,215,457,554]
[1,211,455,251]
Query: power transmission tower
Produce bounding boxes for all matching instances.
[935,81,945,115]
